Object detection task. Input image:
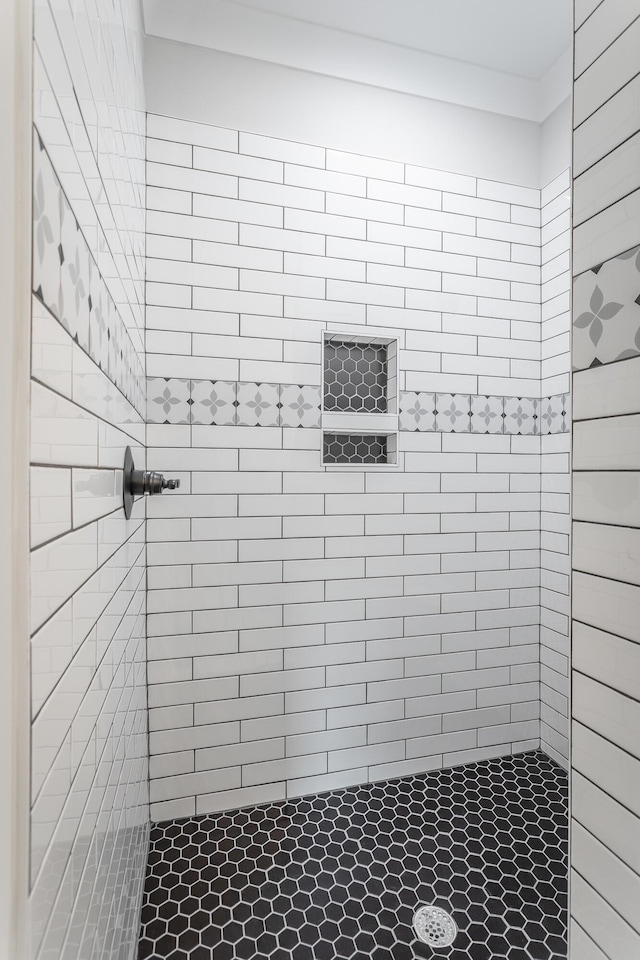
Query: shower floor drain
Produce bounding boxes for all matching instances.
[412,905,458,949]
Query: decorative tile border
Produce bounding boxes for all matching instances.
[33,132,146,416]
[147,378,323,428]
[400,391,569,435]
[147,377,569,435]
[471,394,504,434]
[573,244,640,371]
[280,384,324,428]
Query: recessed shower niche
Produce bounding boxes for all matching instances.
[321,332,399,466]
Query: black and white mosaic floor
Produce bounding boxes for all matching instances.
[137,751,568,960]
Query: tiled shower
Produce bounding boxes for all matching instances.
[143,111,571,824]
[24,0,640,958]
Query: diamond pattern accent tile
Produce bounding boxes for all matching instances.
[471,395,505,435]
[89,263,109,373]
[237,382,281,427]
[561,393,570,432]
[398,391,436,432]
[59,193,91,351]
[137,751,568,960]
[147,378,191,424]
[280,385,322,428]
[573,245,640,371]
[143,381,570,437]
[32,131,146,418]
[435,393,471,433]
[539,395,565,436]
[191,380,238,426]
[504,397,539,436]
[33,133,61,318]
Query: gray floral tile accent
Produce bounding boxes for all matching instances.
[59,195,90,351]
[539,396,564,436]
[504,397,538,436]
[32,130,145,419]
[74,233,92,351]
[399,392,436,432]
[88,261,108,372]
[573,246,640,371]
[435,394,471,433]
[280,385,321,428]
[107,310,120,388]
[236,382,280,427]
[104,296,118,383]
[121,334,134,406]
[471,396,505,434]
[191,380,237,426]
[561,393,570,432]
[143,382,571,436]
[147,378,191,424]
[33,134,61,317]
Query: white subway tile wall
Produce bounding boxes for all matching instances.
[30,2,147,959]
[571,2,640,957]
[144,113,569,821]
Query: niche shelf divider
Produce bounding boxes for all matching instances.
[321,330,400,468]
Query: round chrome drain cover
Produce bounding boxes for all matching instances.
[412,905,458,949]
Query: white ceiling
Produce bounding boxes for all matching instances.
[219,0,572,80]
[143,0,573,122]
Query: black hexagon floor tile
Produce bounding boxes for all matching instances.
[137,750,568,960]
